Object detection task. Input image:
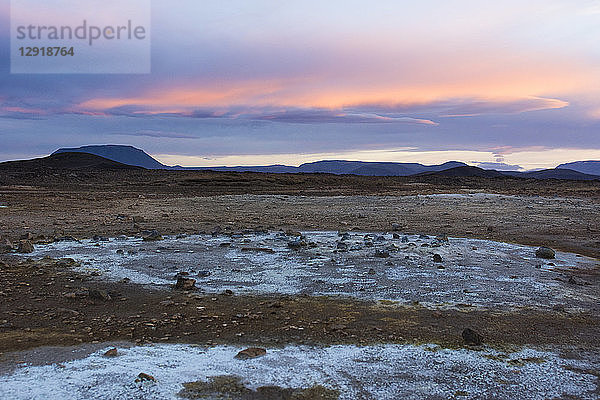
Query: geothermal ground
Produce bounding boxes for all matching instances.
[0,171,599,399]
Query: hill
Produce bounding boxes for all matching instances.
[557,161,600,176]
[0,152,144,171]
[52,145,167,169]
[422,166,506,178]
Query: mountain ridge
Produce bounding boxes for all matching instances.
[14,144,600,180]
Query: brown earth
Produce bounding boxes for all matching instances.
[0,256,598,355]
[0,168,599,354]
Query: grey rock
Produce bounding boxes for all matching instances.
[462,328,483,345]
[535,247,555,259]
[17,240,34,253]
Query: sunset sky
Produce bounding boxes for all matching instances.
[1,0,600,169]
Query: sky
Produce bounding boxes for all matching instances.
[1,0,600,170]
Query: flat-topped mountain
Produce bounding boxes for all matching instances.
[52,145,167,169]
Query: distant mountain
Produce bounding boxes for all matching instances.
[199,160,468,176]
[52,145,167,169]
[557,161,600,176]
[296,160,467,176]
[422,166,506,178]
[519,168,600,181]
[34,145,599,180]
[0,152,143,171]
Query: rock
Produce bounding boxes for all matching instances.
[54,235,79,242]
[175,277,196,290]
[393,233,400,239]
[436,234,449,242]
[132,215,145,223]
[419,234,429,239]
[536,247,555,259]
[91,235,109,242]
[462,328,483,345]
[222,289,234,296]
[136,372,156,382]
[374,250,390,258]
[336,241,348,250]
[240,247,275,254]
[401,236,409,243]
[368,268,376,275]
[287,238,306,250]
[391,223,404,231]
[142,230,163,241]
[89,289,111,301]
[0,238,14,253]
[433,254,443,263]
[20,233,34,240]
[285,230,302,237]
[17,240,34,253]
[103,348,118,357]
[197,270,211,278]
[235,347,266,360]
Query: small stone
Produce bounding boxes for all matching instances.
[103,348,118,357]
[17,240,34,253]
[175,277,196,290]
[222,289,234,296]
[287,239,306,250]
[235,347,266,359]
[89,289,111,301]
[136,372,156,382]
[436,234,449,242]
[142,230,163,241]
[368,268,376,275]
[535,247,555,259]
[401,236,409,243]
[433,254,443,263]
[462,328,483,345]
[374,250,390,258]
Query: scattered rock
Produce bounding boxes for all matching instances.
[462,328,483,345]
[535,247,555,259]
[235,347,267,359]
[142,230,163,241]
[374,250,390,258]
[91,235,109,242]
[368,268,376,275]
[393,233,400,239]
[175,277,196,290]
[197,270,211,278]
[288,238,306,250]
[222,289,234,296]
[401,236,409,243]
[89,289,111,301]
[17,240,34,253]
[336,241,348,250]
[103,348,118,357]
[136,372,156,382]
[433,254,443,263]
